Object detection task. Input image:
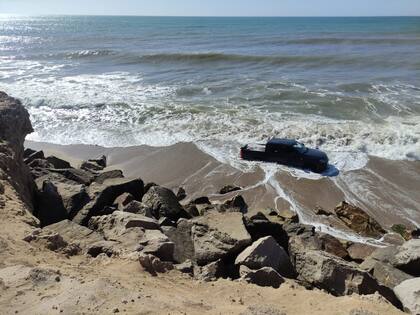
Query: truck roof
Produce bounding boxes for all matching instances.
[267,138,298,147]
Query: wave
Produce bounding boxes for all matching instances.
[285,37,420,45]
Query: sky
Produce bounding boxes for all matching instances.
[1,0,420,17]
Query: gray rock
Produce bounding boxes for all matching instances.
[239,265,284,289]
[24,150,44,165]
[73,177,144,225]
[359,246,399,272]
[372,261,413,288]
[235,236,294,278]
[219,185,241,195]
[194,259,226,282]
[176,187,186,201]
[294,249,380,296]
[219,195,247,213]
[175,259,194,275]
[113,192,135,210]
[191,211,252,265]
[36,181,68,226]
[90,211,159,231]
[392,239,420,276]
[139,253,174,276]
[87,240,119,257]
[347,243,377,262]
[46,156,72,169]
[140,229,175,261]
[142,186,189,220]
[122,200,153,217]
[161,220,195,263]
[55,182,90,219]
[94,169,124,184]
[394,278,420,315]
[191,196,211,205]
[50,168,95,186]
[81,160,104,172]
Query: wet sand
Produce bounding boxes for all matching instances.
[26,140,420,243]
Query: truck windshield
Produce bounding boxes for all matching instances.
[293,142,307,153]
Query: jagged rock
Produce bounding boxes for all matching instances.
[183,203,200,217]
[161,220,195,263]
[35,181,68,226]
[55,182,90,219]
[113,192,135,210]
[73,177,144,225]
[175,260,194,275]
[158,217,176,227]
[81,160,104,172]
[139,253,174,276]
[42,219,104,250]
[294,249,380,296]
[333,201,386,238]
[49,168,95,186]
[176,187,186,201]
[394,278,420,315]
[314,206,332,216]
[219,185,241,195]
[144,182,157,194]
[372,261,413,288]
[392,239,420,276]
[24,148,36,158]
[359,246,399,272]
[191,211,252,265]
[244,212,289,250]
[191,196,211,205]
[46,156,72,169]
[219,195,247,213]
[122,200,153,217]
[86,240,119,257]
[25,231,68,252]
[239,265,284,289]
[0,92,36,209]
[94,169,124,184]
[286,222,348,260]
[142,186,190,221]
[194,259,226,282]
[347,243,377,262]
[28,158,53,169]
[235,236,294,278]
[24,150,44,165]
[383,232,406,246]
[277,209,298,221]
[139,229,175,261]
[90,211,159,232]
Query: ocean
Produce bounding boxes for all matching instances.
[1,15,419,171]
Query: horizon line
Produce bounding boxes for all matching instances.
[1,13,420,18]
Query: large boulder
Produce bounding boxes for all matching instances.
[0,92,35,210]
[372,261,413,288]
[286,222,349,260]
[194,259,226,282]
[347,243,377,263]
[294,249,380,296]
[35,181,68,226]
[45,156,72,169]
[94,169,124,184]
[392,239,420,276]
[55,182,90,219]
[161,219,195,263]
[244,212,289,250]
[333,201,386,238]
[235,236,294,278]
[190,211,252,265]
[394,278,420,315]
[139,229,175,261]
[142,186,190,221]
[239,265,285,289]
[73,177,144,225]
[49,168,95,186]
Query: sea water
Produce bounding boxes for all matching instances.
[1,16,419,170]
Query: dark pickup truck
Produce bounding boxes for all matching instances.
[240,138,329,173]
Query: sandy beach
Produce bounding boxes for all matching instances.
[26,140,420,244]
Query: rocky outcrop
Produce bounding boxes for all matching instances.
[190,211,252,265]
[142,186,189,221]
[235,236,294,278]
[333,202,386,238]
[294,249,380,295]
[0,92,35,211]
[239,265,285,288]
[392,239,420,276]
[394,278,420,314]
[73,177,145,225]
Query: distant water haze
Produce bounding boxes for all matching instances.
[0,16,419,172]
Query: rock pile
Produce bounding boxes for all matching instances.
[1,91,419,314]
